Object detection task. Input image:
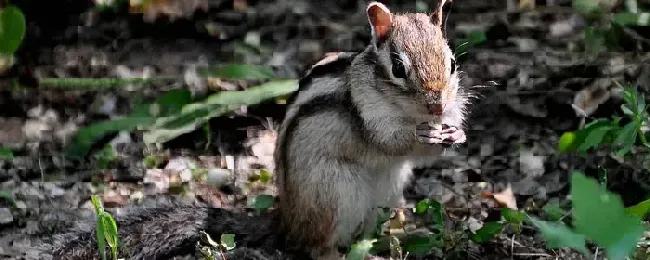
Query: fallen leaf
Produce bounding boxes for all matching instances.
[573,84,611,117]
[481,183,518,209]
[389,208,406,229]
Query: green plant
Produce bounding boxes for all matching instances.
[90,195,120,260]
[0,4,26,54]
[559,83,649,157]
[474,172,645,260]
[0,147,13,159]
[97,144,117,169]
[63,67,298,158]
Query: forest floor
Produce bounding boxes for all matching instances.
[1,0,650,259]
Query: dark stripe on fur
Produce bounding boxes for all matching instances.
[287,52,359,106]
[280,90,365,174]
[276,52,361,199]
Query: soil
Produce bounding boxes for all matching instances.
[0,0,649,259]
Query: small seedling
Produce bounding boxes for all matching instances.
[91,195,120,260]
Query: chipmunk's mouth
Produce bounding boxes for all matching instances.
[427,103,444,116]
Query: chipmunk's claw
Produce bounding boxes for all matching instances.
[416,123,466,146]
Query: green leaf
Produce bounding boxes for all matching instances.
[614,122,638,157]
[626,198,650,219]
[0,6,26,54]
[572,0,601,14]
[205,79,298,105]
[613,12,650,26]
[0,147,13,159]
[91,195,104,214]
[558,132,578,152]
[100,212,119,248]
[220,234,236,250]
[466,30,487,46]
[346,239,376,260]
[259,169,271,183]
[64,116,156,158]
[530,217,587,253]
[502,208,528,224]
[91,196,107,260]
[415,199,431,215]
[401,234,442,256]
[151,89,193,117]
[200,64,275,79]
[0,190,14,206]
[471,222,504,243]
[543,200,567,222]
[578,124,612,151]
[571,171,645,260]
[621,84,637,109]
[253,195,274,210]
[502,208,527,234]
[143,79,298,144]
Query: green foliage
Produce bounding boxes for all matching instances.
[142,79,297,144]
[542,200,568,222]
[470,221,504,243]
[346,239,376,260]
[39,78,158,89]
[571,171,644,260]
[529,172,644,260]
[558,83,649,156]
[97,145,117,169]
[65,78,297,157]
[220,234,236,251]
[502,208,528,233]
[0,5,26,54]
[0,190,15,207]
[396,199,445,256]
[0,147,13,159]
[199,64,276,79]
[91,195,120,260]
[259,169,272,183]
[401,234,442,257]
[252,194,274,210]
[414,199,444,234]
[626,198,650,219]
[530,217,588,253]
[572,0,603,15]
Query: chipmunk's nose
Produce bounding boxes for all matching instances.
[427,104,443,116]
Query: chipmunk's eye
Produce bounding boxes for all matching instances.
[390,52,407,78]
[450,57,456,75]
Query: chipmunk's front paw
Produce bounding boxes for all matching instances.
[416,123,466,147]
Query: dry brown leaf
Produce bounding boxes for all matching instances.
[519,0,535,10]
[573,84,611,117]
[129,0,208,22]
[233,0,247,12]
[196,183,224,208]
[389,208,406,230]
[480,184,518,210]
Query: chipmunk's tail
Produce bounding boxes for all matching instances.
[26,202,281,260]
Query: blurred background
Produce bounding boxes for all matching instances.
[0,0,649,259]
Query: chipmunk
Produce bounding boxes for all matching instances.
[25,1,470,259]
[275,1,468,259]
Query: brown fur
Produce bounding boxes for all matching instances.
[391,13,448,93]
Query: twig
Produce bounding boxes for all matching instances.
[512,252,552,257]
[38,78,161,89]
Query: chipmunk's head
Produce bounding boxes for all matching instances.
[365,0,465,125]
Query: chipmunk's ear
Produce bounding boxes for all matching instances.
[366,2,392,43]
[431,0,452,36]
